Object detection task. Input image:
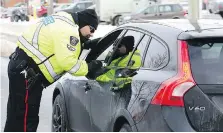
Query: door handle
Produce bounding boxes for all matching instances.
[84,82,91,93]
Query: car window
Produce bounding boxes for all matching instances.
[159,5,173,13]
[173,4,183,12]
[123,30,144,48]
[128,35,151,68]
[76,3,85,9]
[93,29,124,62]
[143,38,169,69]
[144,6,157,14]
[85,2,93,8]
[188,38,223,84]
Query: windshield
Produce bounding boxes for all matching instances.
[187,38,223,84]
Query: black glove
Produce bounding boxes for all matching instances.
[88,60,102,72]
[84,37,101,49]
[87,60,102,79]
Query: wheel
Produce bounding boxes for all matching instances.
[209,9,212,13]
[21,15,26,21]
[14,15,19,22]
[112,15,121,26]
[26,16,30,21]
[173,17,180,19]
[43,13,48,17]
[119,123,132,132]
[52,95,67,132]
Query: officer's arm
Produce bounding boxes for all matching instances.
[54,28,88,76]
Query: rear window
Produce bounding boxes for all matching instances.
[187,38,223,84]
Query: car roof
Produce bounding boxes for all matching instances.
[121,19,223,40]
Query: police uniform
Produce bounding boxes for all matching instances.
[4,9,99,132]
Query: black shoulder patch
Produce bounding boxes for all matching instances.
[70,36,79,46]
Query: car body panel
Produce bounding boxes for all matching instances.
[52,19,223,132]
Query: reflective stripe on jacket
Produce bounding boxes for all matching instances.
[17,12,89,83]
[96,50,141,82]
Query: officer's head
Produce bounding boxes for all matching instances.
[77,9,99,39]
[117,36,135,55]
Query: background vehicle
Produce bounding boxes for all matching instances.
[51,19,223,132]
[94,0,156,25]
[119,3,186,25]
[37,5,48,17]
[54,3,72,13]
[60,1,93,13]
[0,6,8,18]
[10,8,29,22]
[208,0,223,14]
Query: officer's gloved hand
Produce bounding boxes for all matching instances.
[84,37,101,49]
[87,60,102,79]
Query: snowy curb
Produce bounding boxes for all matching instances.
[0,39,17,57]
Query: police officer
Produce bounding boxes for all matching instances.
[4,9,101,132]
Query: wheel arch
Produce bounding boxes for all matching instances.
[112,109,138,132]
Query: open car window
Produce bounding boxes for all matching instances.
[86,29,125,63]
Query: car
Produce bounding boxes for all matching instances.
[119,3,187,25]
[36,5,48,17]
[0,6,8,18]
[10,8,29,22]
[54,3,72,13]
[61,1,93,13]
[208,0,223,14]
[51,19,223,132]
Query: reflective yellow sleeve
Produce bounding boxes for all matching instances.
[54,26,88,76]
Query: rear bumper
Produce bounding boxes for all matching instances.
[135,105,195,132]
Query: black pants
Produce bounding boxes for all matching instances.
[4,47,50,132]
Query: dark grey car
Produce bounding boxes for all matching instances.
[51,19,223,132]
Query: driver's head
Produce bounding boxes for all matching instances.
[117,36,134,54]
[77,9,99,39]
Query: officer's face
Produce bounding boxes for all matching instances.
[80,25,95,39]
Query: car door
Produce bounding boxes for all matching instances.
[137,5,158,20]
[66,49,92,132]
[88,29,145,131]
[158,5,175,19]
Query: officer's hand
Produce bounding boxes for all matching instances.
[88,60,102,72]
[86,60,102,79]
[84,38,101,49]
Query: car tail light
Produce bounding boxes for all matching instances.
[151,40,196,107]
[183,10,188,16]
[219,4,222,9]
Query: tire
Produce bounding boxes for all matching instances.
[112,15,121,26]
[21,15,26,21]
[52,95,67,132]
[119,123,132,132]
[43,13,48,17]
[26,16,29,21]
[209,9,212,13]
[14,15,19,22]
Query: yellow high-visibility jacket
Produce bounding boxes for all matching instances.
[17,12,89,83]
[96,50,141,82]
